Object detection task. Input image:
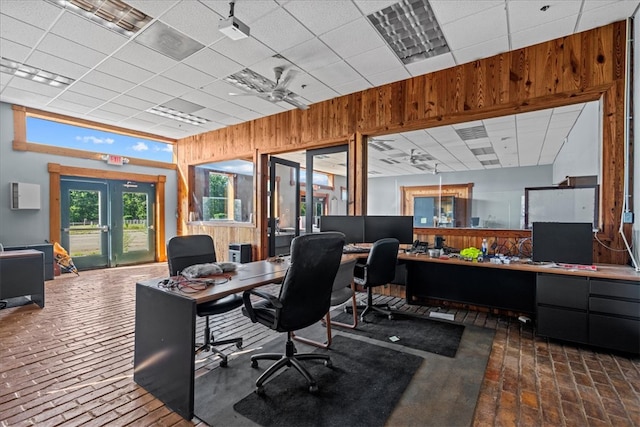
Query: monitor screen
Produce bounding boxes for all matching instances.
[320,216,365,244]
[532,222,593,265]
[364,216,414,244]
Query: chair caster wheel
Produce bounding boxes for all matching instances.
[219,359,228,368]
[309,384,318,393]
[251,360,259,368]
[324,359,333,368]
[255,386,265,395]
[388,314,394,320]
[236,342,243,349]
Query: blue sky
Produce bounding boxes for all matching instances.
[27,117,173,163]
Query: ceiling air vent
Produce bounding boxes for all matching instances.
[455,125,488,141]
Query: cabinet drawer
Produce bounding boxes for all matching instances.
[589,314,640,354]
[537,306,588,344]
[537,274,588,309]
[590,297,640,318]
[591,280,640,300]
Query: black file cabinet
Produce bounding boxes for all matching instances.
[536,273,639,354]
[229,243,252,264]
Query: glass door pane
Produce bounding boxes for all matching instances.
[269,157,300,257]
[60,179,109,270]
[112,181,156,266]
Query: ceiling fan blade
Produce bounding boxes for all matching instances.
[276,69,298,90]
[282,96,309,110]
[229,92,262,97]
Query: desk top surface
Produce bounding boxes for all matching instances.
[0,249,44,259]
[398,252,639,282]
[137,258,290,304]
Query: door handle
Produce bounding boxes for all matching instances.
[148,225,155,230]
[100,225,109,232]
[62,227,70,232]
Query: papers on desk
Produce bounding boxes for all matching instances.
[542,262,598,271]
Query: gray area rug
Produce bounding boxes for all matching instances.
[332,310,464,357]
[232,335,423,427]
[194,322,495,427]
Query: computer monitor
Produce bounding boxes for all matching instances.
[319,215,365,244]
[364,216,414,244]
[532,222,593,265]
[470,217,480,227]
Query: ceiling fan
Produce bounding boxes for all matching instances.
[408,149,432,164]
[228,66,309,110]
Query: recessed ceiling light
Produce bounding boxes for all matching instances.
[45,0,152,37]
[135,21,205,61]
[147,106,209,126]
[0,57,75,87]
[367,0,450,65]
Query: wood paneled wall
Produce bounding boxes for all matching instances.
[176,22,631,264]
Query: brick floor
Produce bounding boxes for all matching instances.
[0,263,638,426]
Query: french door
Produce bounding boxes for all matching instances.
[60,178,155,270]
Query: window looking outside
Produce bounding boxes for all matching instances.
[192,160,254,223]
[296,169,333,188]
[26,117,173,163]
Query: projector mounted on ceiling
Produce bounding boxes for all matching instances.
[219,1,249,40]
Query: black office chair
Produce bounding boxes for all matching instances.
[353,238,400,322]
[242,232,345,394]
[167,235,243,367]
[292,258,358,348]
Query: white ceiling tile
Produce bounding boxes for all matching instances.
[37,33,106,68]
[577,1,638,32]
[405,52,456,76]
[126,85,173,105]
[1,86,53,106]
[441,5,507,50]
[227,94,287,115]
[201,0,281,25]
[345,46,401,76]
[280,38,342,72]
[96,57,154,84]
[333,78,372,95]
[202,80,242,98]
[158,1,225,45]
[0,14,46,47]
[26,50,90,79]
[430,1,504,25]
[453,36,509,65]
[311,61,362,87]
[68,81,119,101]
[508,1,581,33]
[87,109,128,123]
[212,101,264,121]
[121,116,160,131]
[283,1,362,35]
[210,36,276,68]
[126,0,181,18]
[251,7,315,52]
[352,1,398,15]
[183,48,243,79]
[111,94,156,111]
[57,91,105,108]
[98,101,141,117]
[0,0,62,30]
[6,77,64,98]
[320,17,386,59]
[48,98,95,114]
[161,64,217,89]
[82,71,137,93]
[511,15,579,50]
[50,12,128,56]
[142,75,191,97]
[0,38,32,63]
[366,67,411,87]
[180,90,225,110]
[116,43,177,74]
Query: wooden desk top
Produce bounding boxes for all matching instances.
[137,258,290,304]
[398,252,640,282]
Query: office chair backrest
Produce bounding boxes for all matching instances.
[364,238,399,287]
[332,258,357,292]
[167,235,217,276]
[277,232,345,331]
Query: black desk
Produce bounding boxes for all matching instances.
[133,259,289,420]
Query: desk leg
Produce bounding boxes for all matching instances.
[134,284,196,420]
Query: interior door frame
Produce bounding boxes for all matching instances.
[268,156,300,257]
[48,163,167,262]
[305,145,349,233]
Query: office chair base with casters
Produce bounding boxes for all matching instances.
[194,294,243,367]
[251,332,331,395]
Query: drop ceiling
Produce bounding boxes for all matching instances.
[1,0,637,176]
